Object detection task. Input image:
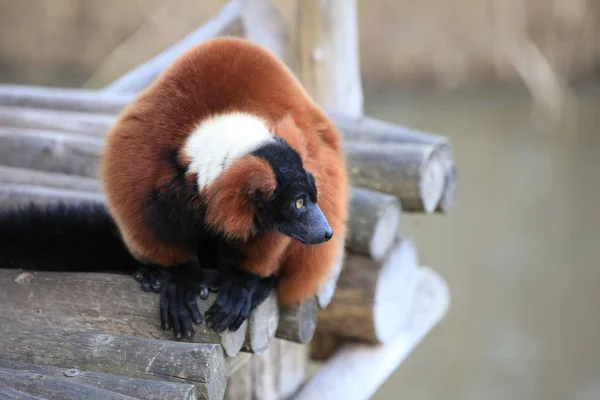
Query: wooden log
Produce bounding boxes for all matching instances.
[226,354,252,378]
[103,0,243,93]
[0,127,103,177]
[347,188,401,261]
[329,112,457,212]
[276,340,309,399]
[0,368,137,400]
[0,324,226,400]
[275,298,317,344]
[294,0,363,309]
[0,359,197,400]
[344,141,446,213]
[0,385,46,400]
[0,166,102,192]
[224,359,252,400]
[0,106,113,136]
[0,270,247,358]
[0,185,105,210]
[294,267,450,400]
[315,238,420,344]
[0,84,130,115]
[241,293,279,354]
[240,0,291,65]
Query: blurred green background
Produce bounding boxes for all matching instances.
[1,1,598,399]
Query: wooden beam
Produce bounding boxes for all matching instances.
[294,267,450,400]
[0,324,226,400]
[329,112,457,213]
[0,359,197,400]
[0,166,102,192]
[0,368,137,400]
[344,141,446,213]
[0,269,247,358]
[315,238,420,344]
[347,188,401,261]
[103,0,243,93]
[0,84,129,115]
[0,127,103,177]
[0,185,105,211]
[0,106,113,136]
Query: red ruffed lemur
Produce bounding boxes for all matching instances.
[0,37,349,339]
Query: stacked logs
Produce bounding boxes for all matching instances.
[0,84,454,399]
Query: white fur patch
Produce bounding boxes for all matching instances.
[183,112,275,189]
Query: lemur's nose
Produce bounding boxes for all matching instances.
[324,229,334,242]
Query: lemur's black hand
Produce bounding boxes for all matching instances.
[133,263,219,339]
[205,266,276,333]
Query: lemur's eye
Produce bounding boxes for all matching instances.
[295,198,304,209]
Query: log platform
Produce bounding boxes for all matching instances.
[0,0,454,399]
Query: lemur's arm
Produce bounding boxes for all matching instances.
[204,232,290,332]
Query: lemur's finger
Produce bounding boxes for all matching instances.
[167,284,183,339]
[160,286,171,330]
[229,292,252,332]
[185,289,202,324]
[176,288,195,338]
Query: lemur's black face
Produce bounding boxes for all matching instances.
[253,139,333,245]
[268,170,333,245]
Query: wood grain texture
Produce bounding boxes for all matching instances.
[0,166,102,192]
[0,85,129,115]
[0,127,103,177]
[0,269,247,358]
[295,0,363,117]
[0,185,105,210]
[0,106,113,136]
[315,238,420,343]
[0,324,226,400]
[0,368,136,400]
[275,298,317,344]
[344,141,446,213]
[241,293,279,354]
[0,359,197,400]
[347,188,401,261]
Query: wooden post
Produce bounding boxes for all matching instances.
[295,0,364,309]
[295,0,363,117]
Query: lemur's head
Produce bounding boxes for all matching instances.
[183,112,333,244]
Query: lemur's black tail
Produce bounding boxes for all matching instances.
[0,202,141,273]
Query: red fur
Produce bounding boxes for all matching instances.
[202,156,276,241]
[101,37,349,304]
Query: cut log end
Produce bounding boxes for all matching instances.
[276,299,318,344]
[242,293,279,354]
[419,151,447,213]
[316,237,420,344]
